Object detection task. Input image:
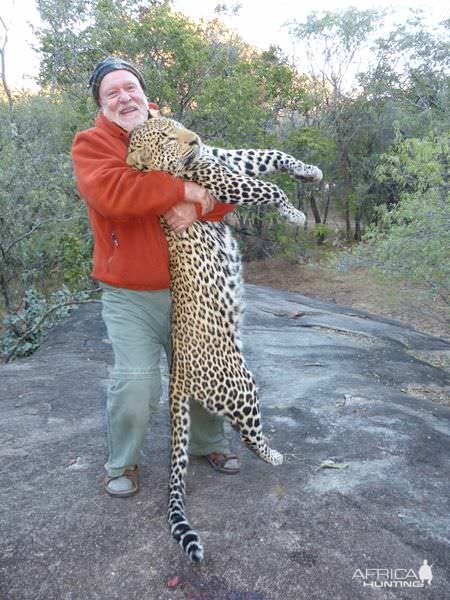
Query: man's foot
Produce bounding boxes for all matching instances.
[206,453,241,474]
[104,466,139,497]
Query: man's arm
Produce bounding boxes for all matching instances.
[72,128,232,229]
[164,199,235,233]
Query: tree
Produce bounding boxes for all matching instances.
[366,11,449,114]
[289,8,384,239]
[351,133,450,300]
[0,15,13,115]
[9,2,447,359]
[289,8,449,241]
[0,92,94,359]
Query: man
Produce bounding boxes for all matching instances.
[72,57,240,498]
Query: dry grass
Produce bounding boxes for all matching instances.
[244,257,449,341]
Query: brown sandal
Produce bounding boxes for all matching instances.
[104,466,139,497]
[206,453,241,474]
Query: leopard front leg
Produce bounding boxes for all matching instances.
[168,391,204,562]
[203,146,323,183]
[183,161,306,225]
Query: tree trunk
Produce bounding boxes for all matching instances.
[310,193,322,224]
[323,188,331,224]
[295,181,305,212]
[0,271,11,311]
[296,181,308,230]
[354,207,361,241]
[0,16,14,116]
[345,196,352,239]
[340,146,354,240]
[253,207,265,259]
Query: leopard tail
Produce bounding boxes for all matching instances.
[168,397,204,562]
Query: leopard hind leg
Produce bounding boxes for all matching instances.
[168,394,204,562]
[221,378,283,466]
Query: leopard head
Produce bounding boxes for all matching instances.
[126,117,201,176]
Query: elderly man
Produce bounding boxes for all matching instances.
[72,57,240,497]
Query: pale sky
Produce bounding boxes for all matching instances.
[1,0,448,90]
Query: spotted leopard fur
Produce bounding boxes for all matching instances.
[127,117,322,562]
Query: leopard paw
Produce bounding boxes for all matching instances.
[293,163,323,183]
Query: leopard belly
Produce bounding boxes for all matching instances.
[162,219,283,562]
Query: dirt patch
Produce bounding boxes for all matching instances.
[243,257,449,342]
[402,383,450,406]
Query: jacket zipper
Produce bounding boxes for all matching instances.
[111,231,119,247]
[107,231,119,273]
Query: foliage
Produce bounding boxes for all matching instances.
[1,1,449,358]
[344,135,450,299]
[1,286,97,361]
[284,126,336,169]
[312,223,331,245]
[0,92,93,359]
[290,7,449,241]
[290,7,384,95]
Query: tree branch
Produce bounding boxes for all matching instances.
[4,295,101,363]
[0,15,13,114]
[3,217,74,256]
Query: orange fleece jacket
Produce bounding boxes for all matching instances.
[72,110,234,290]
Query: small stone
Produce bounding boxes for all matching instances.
[167,575,180,589]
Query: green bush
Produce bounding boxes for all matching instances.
[342,134,450,299]
[312,223,331,244]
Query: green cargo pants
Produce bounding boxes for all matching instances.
[100,283,230,477]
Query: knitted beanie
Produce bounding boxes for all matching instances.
[89,57,147,106]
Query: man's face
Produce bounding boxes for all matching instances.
[99,70,148,132]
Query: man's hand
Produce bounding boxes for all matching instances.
[163,202,198,233]
[183,181,215,216]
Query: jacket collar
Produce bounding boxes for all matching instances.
[94,102,161,142]
[95,111,130,142]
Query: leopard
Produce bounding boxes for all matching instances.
[126,116,322,562]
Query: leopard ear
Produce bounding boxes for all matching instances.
[127,148,156,171]
[149,108,161,119]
